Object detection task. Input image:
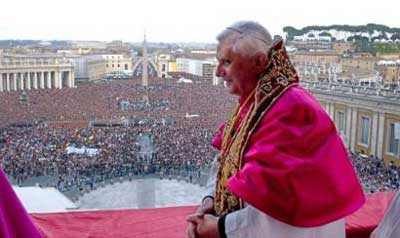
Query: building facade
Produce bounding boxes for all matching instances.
[291,51,341,65]
[176,57,216,79]
[376,60,400,84]
[72,55,106,82]
[341,57,377,71]
[290,51,342,81]
[332,41,355,54]
[302,81,400,165]
[0,56,74,92]
[155,54,176,79]
[376,52,400,60]
[102,54,133,74]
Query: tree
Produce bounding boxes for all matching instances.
[283,24,400,40]
[319,32,332,37]
[391,33,400,41]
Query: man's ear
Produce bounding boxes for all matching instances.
[254,52,268,72]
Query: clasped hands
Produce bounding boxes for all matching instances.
[185,197,221,238]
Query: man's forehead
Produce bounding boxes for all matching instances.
[217,41,234,59]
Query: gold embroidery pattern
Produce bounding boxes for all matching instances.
[214,40,300,216]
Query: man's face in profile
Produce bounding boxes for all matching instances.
[216,40,259,97]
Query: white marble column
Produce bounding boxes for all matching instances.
[26,72,31,90]
[370,112,379,156]
[327,103,333,118]
[19,73,24,91]
[54,71,58,89]
[47,71,52,89]
[350,109,358,151]
[40,72,45,89]
[52,71,56,88]
[67,71,72,88]
[56,71,62,89]
[0,74,3,92]
[10,73,14,91]
[33,72,38,89]
[376,112,385,159]
[346,107,353,149]
[70,71,75,88]
[6,73,10,91]
[60,71,63,89]
[13,73,17,91]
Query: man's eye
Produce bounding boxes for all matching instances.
[223,60,231,66]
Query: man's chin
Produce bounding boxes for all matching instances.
[224,83,238,95]
[227,87,239,96]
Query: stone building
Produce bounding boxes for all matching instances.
[302,80,400,166]
[0,55,74,92]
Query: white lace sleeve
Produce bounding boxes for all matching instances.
[371,190,400,238]
[203,153,219,198]
[225,204,345,238]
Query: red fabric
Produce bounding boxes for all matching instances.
[215,86,365,226]
[0,169,42,238]
[31,206,197,238]
[29,192,394,238]
[211,123,225,150]
[345,191,395,238]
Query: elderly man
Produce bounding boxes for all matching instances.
[185,21,365,238]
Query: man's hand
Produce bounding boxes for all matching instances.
[185,221,198,238]
[196,197,214,215]
[186,213,220,238]
[184,197,215,238]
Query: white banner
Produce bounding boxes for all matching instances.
[65,146,100,156]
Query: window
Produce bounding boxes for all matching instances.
[388,122,400,156]
[359,116,370,145]
[125,64,128,70]
[337,111,346,135]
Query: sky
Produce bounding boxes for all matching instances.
[1,0,400,43]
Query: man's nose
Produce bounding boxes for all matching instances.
[215,66,225,77]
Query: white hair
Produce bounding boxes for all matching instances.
[216,21,273,57]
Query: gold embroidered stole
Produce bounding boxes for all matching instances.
[214,40,300,216]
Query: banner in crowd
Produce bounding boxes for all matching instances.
[65,146,100,156]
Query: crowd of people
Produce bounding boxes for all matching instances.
[0,80,234,128]
[0,79,233,197]
[0,79,399,200]
[119,98,171,112]
[0,123,214,195]
[350,152,400,193]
